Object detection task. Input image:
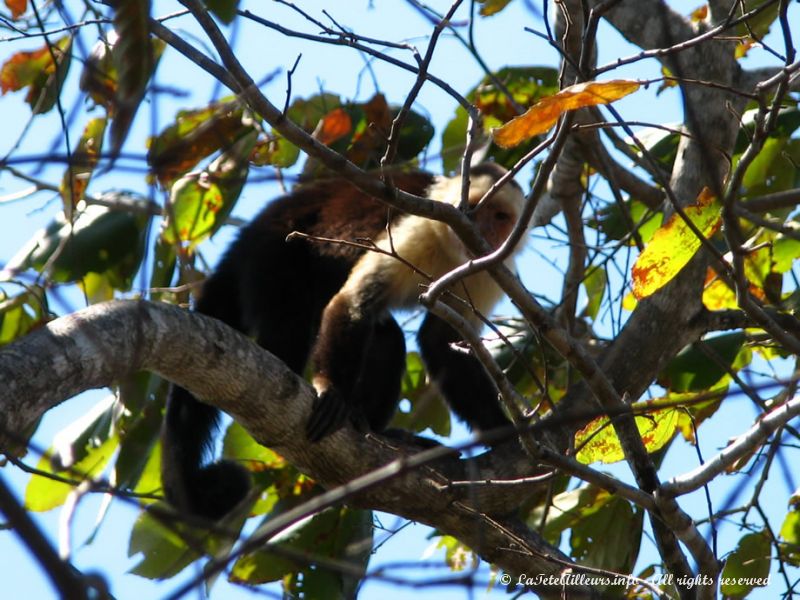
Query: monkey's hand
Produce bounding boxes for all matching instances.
[306,388,351,442]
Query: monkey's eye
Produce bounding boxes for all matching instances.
[494,211,512,223]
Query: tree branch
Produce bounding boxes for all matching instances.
[0,300,595,597]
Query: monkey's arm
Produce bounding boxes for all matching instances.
[307,287,377,441]
[417,313,510,433]
[307,248,408,442]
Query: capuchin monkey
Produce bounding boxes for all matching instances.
[161,163,528,519]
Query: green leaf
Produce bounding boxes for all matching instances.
[162,131,255,248]
[569,495,643,574]
[25,437,119,513]
[527,485,613,545]
[60,116,107,212]
[659,333,747,393]
[590,199,662,244]
[735,107,800,154]
[434,535,478,571]
[478,0,513,16]
[0,287,46,346]
[720,531,771,597]
[25,397,119,513]
[128,509,200,579]
[773,225,800,274]
[391,107,435,163]
[232,506,373,589]
[391,352,451,436]
[779,504,800,566]
[582,266,606,320]
[114,373,168,494]
[631,126,680,170]
[205,0,239,23]
[222,421,284,469]
[2,202,150,289]
[739,138,800,203]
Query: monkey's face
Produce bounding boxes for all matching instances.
[469,178,526,252]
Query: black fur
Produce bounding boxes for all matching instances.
[162,173,431,519]
[161,169,515,520]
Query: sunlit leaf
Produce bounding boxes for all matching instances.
[575,407,679,465]
[478,0,512,16]
[148,98,252,187]
[128,509,200,578]
[60,117,107,214]
[222,421,285,473]
[773,227,800,274]
[431,535,478,571]
[493,79,640,148]
[0,288,46,346]
[5,0,26,19]
[631,189,721,299]
[392,352,451,436]
[161,131,254,247]
[316,107,353,146]
[0,36,72,114]
[441,66,559,173]
[25,396,119,511]
[702,269,737,311]
[689,5,708,21]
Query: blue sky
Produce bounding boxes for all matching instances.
[0,1,797,598]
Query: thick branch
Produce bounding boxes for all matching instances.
[0,300,591,596]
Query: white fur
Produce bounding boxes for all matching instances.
[340,171,527,323]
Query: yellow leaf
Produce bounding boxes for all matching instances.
[702,271,737,310]
[575,407,679,465]
[690,5,708,22]
[632,189,721,299]
[478,0,512,16]
[492,79,640,148]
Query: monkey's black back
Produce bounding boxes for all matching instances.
[161,171,435,519]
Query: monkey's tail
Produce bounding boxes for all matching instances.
[161,385,251,519]
[160,266,252,520]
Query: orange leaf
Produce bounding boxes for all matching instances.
[5,0,26,19]
[690,5,708,22]
[317,107,352,146]
[1,43,52,94]
[632,189,722,300]
[492,79,640,148]
[0,36,71,114]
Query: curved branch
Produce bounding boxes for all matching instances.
[0,300,591,596]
